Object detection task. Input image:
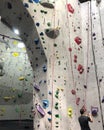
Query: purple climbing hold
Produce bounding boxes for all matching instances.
[36,104,45,117]
[33,83,40,91]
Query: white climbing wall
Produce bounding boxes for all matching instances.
[23,0,104,129]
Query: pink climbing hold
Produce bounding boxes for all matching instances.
[76,97,80,105]
[67,4,74,14]
[77,64,84,74]
[74,36,82,45]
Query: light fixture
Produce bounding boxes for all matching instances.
[13,29,19,35]
[17,42,25,48]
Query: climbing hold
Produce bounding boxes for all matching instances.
[74,37,82,45]
[28,0,33,3]
[71,89,76,95]
[79,0,91,3]
[34,38,39,44]
[47,111,52,115]
[48,118,52,122]
[68,48,72,52]
[77,64,84,74]
[55,102,59,110]
[7,2,12,9]
[12,52,19,57]
[36,104,45,117]
[67,4,74,14]
[76,97,80,105]
[3,97,12,101]
[36,22,40,27]
[18,93,22,98]
[24,3,29,8]
[33,83,40,91]
[96,0,101,4]
[42,100,49,109]
[45,28,60,39]
[84,85,87,89]
[19,76,25,81]
[91,106,98,117]
[47,22,51,27]
[49,91,52,95]
[55,114,60,118]
[40,32,44,36]
[33,0,40,3]
[102,96,104,103]
[68,107,73,117]
[43,65,47,72]
[39,2,54,9]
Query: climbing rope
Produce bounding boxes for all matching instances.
[51,1,56,129]
[90,1,104,129]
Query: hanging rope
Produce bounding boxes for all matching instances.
[50,1,56,129]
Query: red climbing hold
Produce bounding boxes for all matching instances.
[77,64,84,74]
[74,55,77,59]
[74,55,77,63]
[68,47,72,52]
[67,4,74,14]
[76,97,80,105]
[74,36,82,45]
[71,89,76,95]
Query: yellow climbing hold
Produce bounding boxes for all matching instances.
[57,87,64,91]
[19,76,25,81]
[12,52,19,57]
[12,40,18,45]
[68,107,73,118]
[3,97,12,101]
[0,108,5,112]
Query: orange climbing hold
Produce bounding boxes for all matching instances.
[74,36,82,45]
[67,4,74,14]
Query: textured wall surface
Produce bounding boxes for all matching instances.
[0,0,104,130]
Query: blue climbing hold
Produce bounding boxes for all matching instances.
[42,100,49,109]
[24,3,29,8]
[33,0,40,3]
[34,38,39,44]
[43,65,47,72]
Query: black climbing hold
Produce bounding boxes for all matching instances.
[40,2,54,9]
[36,22,40,27]
[40,32,44,36]
[79,0,91,3]
[7,2,12,9]
[45,28,60,39]
[28,0,33,3]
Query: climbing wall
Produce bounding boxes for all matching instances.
[22,0,104,129]
[0,0,104,130]
[0,21,34,120]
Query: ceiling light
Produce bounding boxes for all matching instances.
[17,42,25,48]
[14,29,19,35]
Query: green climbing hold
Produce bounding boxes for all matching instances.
[18,93,22,98]
[47,22,51,27]
[55,114,60,118]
